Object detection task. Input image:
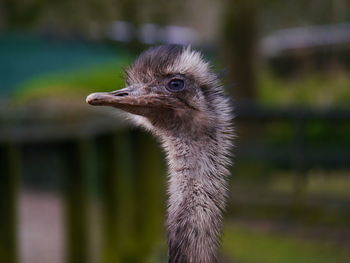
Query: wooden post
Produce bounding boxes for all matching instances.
[99,131,134,263]
[0,143,19,263]
[131,130,165,262]
[99,130,165,263]
[63,139,91,263]
[291,119,308,216]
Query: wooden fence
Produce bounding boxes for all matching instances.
[1,102,350,263]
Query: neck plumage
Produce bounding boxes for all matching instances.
[161,124,232,263]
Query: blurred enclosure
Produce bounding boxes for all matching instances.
[1,0,350,263]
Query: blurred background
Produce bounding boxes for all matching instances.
[1,0,350,262]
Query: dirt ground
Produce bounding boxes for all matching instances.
[19,191,64,263]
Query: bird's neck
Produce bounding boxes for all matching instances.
[161,129,231,263]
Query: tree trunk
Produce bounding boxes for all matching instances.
[221,0,258,101]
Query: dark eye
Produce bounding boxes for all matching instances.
[167,79,185,92]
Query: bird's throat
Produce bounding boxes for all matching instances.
[162,133,229,263]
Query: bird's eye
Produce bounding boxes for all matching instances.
[167,79,185,92]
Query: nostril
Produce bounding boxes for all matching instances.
[110,90,129,96]
[116,92,129,97]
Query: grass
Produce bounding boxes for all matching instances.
[269,172,350,200]
[222,223,349,263]
[13,61,129,103]
[258,70,350,108]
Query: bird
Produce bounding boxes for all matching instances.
[86,45,233,263]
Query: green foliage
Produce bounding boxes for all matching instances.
[258,70,350,108]
[222,224,349,263]
[13,61,129,102]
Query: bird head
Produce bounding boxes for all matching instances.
[86,45,227,136]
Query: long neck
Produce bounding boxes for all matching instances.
[161,128,231,263]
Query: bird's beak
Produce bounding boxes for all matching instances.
[86,86,180,116]
[86,87,133,107]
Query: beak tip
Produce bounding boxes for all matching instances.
[86,94,94,105]
[86,93,101,105]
